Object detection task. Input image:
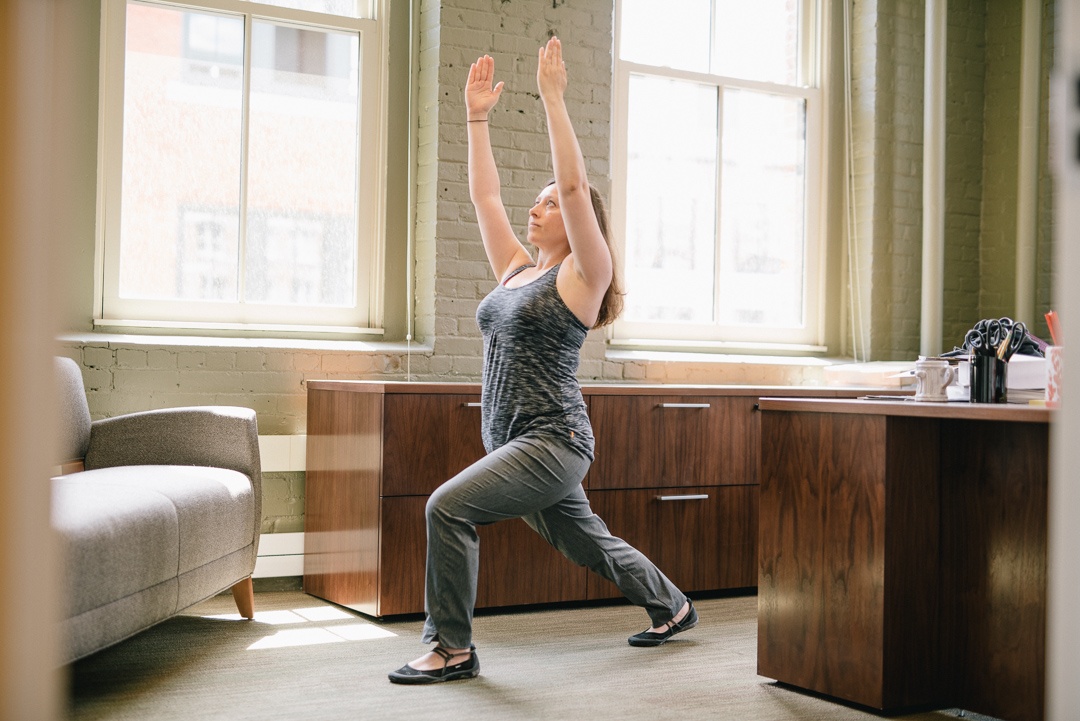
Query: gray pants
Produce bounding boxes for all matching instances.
[421,433,687,649]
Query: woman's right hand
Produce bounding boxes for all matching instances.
[465,55,504,121]
[536,36,567,104]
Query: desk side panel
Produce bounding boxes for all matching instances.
[303,388,382,615]
[882,417,942,708]
[940,420,1047,721]
[758,411,889,708]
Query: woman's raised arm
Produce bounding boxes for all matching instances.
[536,38,612,291]
[466,55,532,281]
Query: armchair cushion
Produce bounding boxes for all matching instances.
[84,406,262,563]
[52,475,180,617]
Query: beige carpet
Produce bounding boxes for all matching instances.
[67,591,984,721]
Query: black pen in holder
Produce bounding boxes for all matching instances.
[969,354,1007,403]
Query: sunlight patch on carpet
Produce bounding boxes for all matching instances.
[199,605,398,649]
[203,605,355,625]
[246,623,397,650]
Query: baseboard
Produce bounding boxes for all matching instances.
[254,437,305,579]
[253,576,302,592]
[257,435,307,472]
[254,531,304,578]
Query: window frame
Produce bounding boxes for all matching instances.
[94,0,389,337]
[609,0,828,353]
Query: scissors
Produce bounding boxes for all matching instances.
[964,317,1026,358]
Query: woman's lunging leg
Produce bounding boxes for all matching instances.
[420,435,591,649]
[522,486,688,629]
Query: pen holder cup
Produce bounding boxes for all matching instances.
[970,355,1007,403]
[1046,346,1062,407]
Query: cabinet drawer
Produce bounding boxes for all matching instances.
[382,394,486,496]
[589,395,758,489]
[586,485,758,599]
[378,496,589,616]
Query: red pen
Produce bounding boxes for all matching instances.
[1045,310,1062,346]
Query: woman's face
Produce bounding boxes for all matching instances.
[527,184,567,249]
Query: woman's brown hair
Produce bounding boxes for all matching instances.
[546,180,625,327]
[588,185,625,327]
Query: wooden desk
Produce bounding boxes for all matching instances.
[756,398,1050,721]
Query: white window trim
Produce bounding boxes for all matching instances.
[609,0,828,352]
[94,0,389,337]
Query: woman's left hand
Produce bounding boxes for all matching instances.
[537,36,567,103]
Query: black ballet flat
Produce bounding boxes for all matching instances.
[388,646,479,684]
[628,600,698,647]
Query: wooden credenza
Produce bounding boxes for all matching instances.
[303,381,886,618]
[756,398,1051,721]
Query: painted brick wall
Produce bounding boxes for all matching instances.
[981,0,1023,318]
[849,0,1056,358]
[943,0,987,350]
[976,0,1056,339]
[424,0,616,380]
[850,0,927,361]
[1035,0,1056,341]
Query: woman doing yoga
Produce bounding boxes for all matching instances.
[388,37,695,685]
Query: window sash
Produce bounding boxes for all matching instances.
[95,0,386,334]
[610,0,825,349]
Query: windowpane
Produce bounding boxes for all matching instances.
[623,75,718,324]
[119,4,243,301]
[717,89,806,327]
[619,0,711,73]
[714,0,799,84]
[100,0,382,331]
[245,22,359,306]
[614,0,818,346]
[243,0,371,19]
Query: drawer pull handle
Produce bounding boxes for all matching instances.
[656,494,710,501]
[463,402,483,408]
[658,403,711,409]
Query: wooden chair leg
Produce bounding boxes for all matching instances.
[231,577,254,619]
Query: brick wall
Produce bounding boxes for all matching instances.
[849,0,925,361]
[1035,0,1056,339]
[981,0,1022,317]
[849,0,1056,358]
[943,0,987,350]
[424,0,616,379]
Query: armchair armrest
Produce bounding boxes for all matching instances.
[86,406,260,476]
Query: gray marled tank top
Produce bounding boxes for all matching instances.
[475,263,595,459]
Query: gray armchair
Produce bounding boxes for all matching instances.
[52,356,262,662]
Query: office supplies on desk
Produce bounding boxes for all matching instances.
[914,357,955,402]
[996,326,1013,360]
[1046,346,1062,407]
[957,353,1047,393]
[947,317,1042,359]
[964,318,1026,359]
[1045,310,1062,345]
[970,354,1008,403]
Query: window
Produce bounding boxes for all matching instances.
[611,0,824,350]
[96,0,386,335]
